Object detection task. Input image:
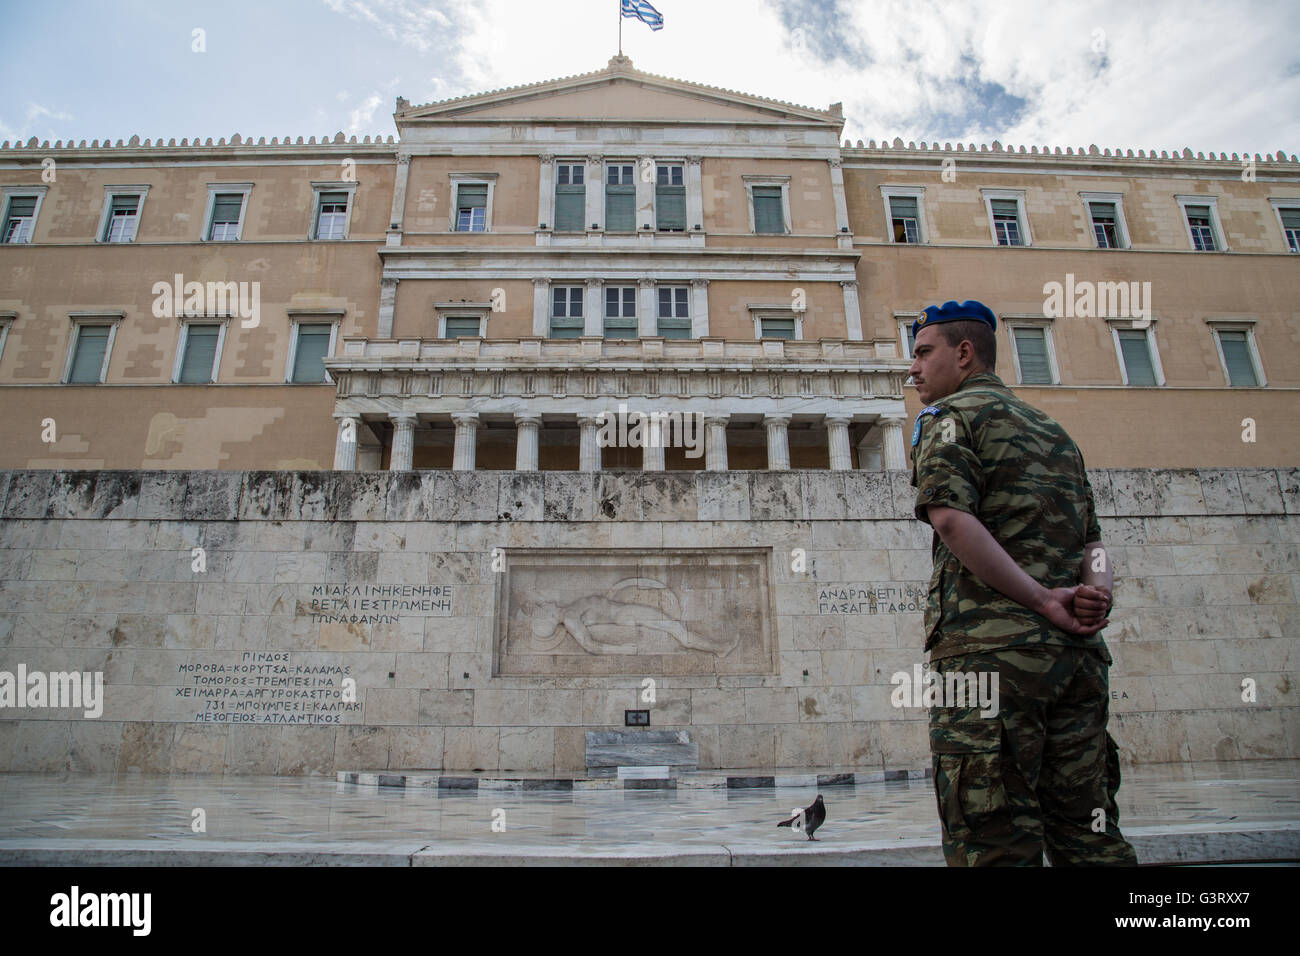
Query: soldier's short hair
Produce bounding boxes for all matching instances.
[933,319,996,370]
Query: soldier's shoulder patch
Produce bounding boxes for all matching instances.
[911,405,944,447]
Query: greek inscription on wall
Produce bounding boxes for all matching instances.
[817,583,926,614]
[302,583,453,626]
[175,652,361,725]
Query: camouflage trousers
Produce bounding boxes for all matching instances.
[928,645,1138,866]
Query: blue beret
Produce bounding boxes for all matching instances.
[912,300,997,340]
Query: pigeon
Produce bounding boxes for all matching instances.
[776,794,826,841]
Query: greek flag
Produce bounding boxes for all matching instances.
[621,0,664,31]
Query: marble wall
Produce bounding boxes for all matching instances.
[0,466,1295,776]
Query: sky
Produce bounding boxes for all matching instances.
[1,0,1297,156]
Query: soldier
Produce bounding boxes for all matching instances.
[907,299,1137,866]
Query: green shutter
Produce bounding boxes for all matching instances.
[69,326,110,383]
[1279,208,1300,228]
[753,186,784,233]
[457,185,487,210]
[1090,202,1116,223]
[211,194,242,222]
[606,184,634,232]
[444,317,481,338]
[656,184,685,231]
[1013,327,1052,384]
[1118,330,1156,386]
[6,196,36,218]
[761,317,795,339]
[555,186,585,232]
[1218,330,1258,386]
[179,325,219,383]
[889,196,918,219]
[292,325,331,382]
[991,199,1018,217]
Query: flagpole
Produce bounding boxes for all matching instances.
[618,1,623,56]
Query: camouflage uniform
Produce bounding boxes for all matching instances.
[910,370,1137,866]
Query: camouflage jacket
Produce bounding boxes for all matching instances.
[909,371,1111,663]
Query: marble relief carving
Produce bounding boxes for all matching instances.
[495,549,776,676]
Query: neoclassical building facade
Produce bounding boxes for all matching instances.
[1,55,1298,473]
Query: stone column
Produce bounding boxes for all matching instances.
[690,278,710,338]
[377,277,398,338]
[333,414,360,471]
[826,414,852,471]
[636,155,655,230]
[686,156,704,231]
[586,154,603,231]
[389,153,411,233]
[763,414,791,471]
[532,277,550,337]
[840,279,864,341]
[389,413,416,471]
[704,414,729,472]
[537,154,555,229]
[585,277,604,336]
[638,278,657,336]
[642,412,665,471]
[452,412,479,471]
[829,157,851,235]
[514,413,542,471]
[577,414,602,472]
[880,415,908,470]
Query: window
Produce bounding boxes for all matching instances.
[982,189,1029,247]
[1175,195,1224,252]
[1079,191,1129,249]
[311,182,356,240]
[1,187,46,243]
[0,313,12,365]
[1008,324,1057,385]
[174,322,225,383]
[605,163,635,233]
[898,317,917,359]
[604,286,637,338]
[991,200,1022,245]
[761,316,796,338]
[1210,324,1264,387]
[453,181,490,232]
[63,315,121,384]
[655,164,685,231]
[752,187,784,234]
[555,163,586,232]
[202,184,252,242]
[288,322,335,383]
[1111,324,1163,387]
[880,186,927,244]
[657,286,690,338]
[96,186,150,244]
[1269,200,1300,252]
[444,316,483,338]
[550,286,584,338]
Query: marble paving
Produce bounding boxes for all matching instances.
[0,760,1297,865]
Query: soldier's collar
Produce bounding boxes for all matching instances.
[955,371,1007,393]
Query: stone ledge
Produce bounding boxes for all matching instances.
[1,468,1295,523]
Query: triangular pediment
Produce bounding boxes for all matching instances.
[397,57,841,129]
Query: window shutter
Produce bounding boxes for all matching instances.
[69,326,110,383]
[211,194,242,222]
[1218,330,1258,386]
[753,186,784,233]
[7,197,36,218]
[761,317,796,339]
[1090,202,1116,223]
[444,317,481,338]
[111,194,140,214]
[656,181,685,231]
[1013,327,1052,384]
[457,185,487,210]
[292,325,331,382]
[179,325,219,383]
[1118,330,1156,385]
[1279,208,1300,229]
[555,187,585,231]
[990,199,1018,217]
[889,196,918,219]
